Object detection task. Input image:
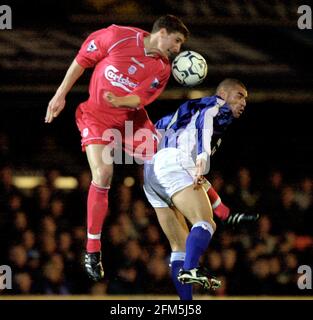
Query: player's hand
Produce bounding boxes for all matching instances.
[45,95,66,123]
[193,158,206,188]
[104,92,119,107]
[193,175,205,189]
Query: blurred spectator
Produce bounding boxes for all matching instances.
[0,166,19,199]
[13,272,34,294]
[294,177,312,211]
[250,256,272,295]
[278,186,302,233]
[206,250,223,276]
[67,170,91,226]
[221,248,242,295]
[145,257,174,295]
[8,194,24,213]
[21,229,39,263]
[39,216,57,236]
[116,212,138,240]
[234,167,260,210]
[107,239,147,294]
[255,215,278,254]
[31,185,53,225]
[40,234,57,263]
[44,169,61,192]
[8,245,28,273]
[41,261,71,295]
[294,177,312,234]
[115,183,133,213]
[261,170,284,213]
[143,224,162,249]
[131,199,150,233]
[90,282,108,295]
[49,196,69,231]
[11,211,29,241]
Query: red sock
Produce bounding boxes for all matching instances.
[86,182,109,253]
[207,187,230,221]
[214,202,230,221]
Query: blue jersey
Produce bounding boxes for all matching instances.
[155,95,232,162]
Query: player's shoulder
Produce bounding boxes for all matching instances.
[89,24,144,40]
[110,24,146,36]
[199,95,226,109]
[195,96,225,119]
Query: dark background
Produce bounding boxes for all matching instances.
[0,1,313,178]
[1,0,312,178]
[1,92,312,180]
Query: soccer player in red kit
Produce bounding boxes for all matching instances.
[45,15,189,281]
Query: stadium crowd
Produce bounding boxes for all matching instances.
[0,148,312,296]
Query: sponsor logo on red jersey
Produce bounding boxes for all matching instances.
[104,65,138,93]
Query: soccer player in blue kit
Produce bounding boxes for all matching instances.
[143,78,255,300]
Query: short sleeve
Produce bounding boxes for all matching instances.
[75,26,117,68]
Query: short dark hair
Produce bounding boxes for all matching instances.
[216,78,247,93]
[151,14,189,39]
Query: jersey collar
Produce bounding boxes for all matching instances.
[139,32,169,62]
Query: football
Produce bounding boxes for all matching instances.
[172,50,208,87]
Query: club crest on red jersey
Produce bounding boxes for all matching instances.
[128,65,137,75]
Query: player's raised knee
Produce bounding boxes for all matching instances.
[93,166,113,187]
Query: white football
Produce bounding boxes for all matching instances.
[172,50,208,87]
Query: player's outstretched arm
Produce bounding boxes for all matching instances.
[45,59,85,123]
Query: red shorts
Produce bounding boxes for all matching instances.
[75,100,159,161]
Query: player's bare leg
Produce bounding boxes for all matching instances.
[84,144,113,281]
[86,144,113,187]
[171,185,215,227]
[171,185,221,290]
[155,207,188,252]
[155,207,191,299]
[174,208,190,235]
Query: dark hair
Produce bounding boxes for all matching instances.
[216,78,247,93]
[151,14,189,39]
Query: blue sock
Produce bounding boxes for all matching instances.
[183,221,214,270]
[170,252,192,300]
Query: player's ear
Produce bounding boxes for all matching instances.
[159,28,168,37]
[218,88,228,100]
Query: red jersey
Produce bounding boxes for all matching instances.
[76,24,170,108]
[75,24,171,160]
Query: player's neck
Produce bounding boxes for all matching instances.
[144,35,153,50]
[144,35,165,58]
